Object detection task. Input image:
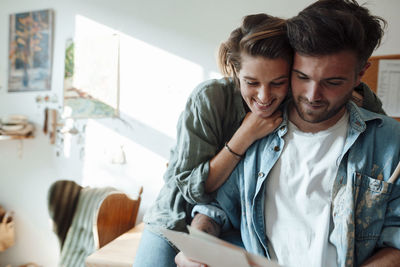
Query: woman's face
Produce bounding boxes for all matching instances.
[238,53,290,118]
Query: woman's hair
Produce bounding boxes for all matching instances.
[218,13,293,85]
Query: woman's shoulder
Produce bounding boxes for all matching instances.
[183,78,245,125]
[189,78,238,104]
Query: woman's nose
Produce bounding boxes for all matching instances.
[257,86,271,103]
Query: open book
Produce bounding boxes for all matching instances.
[162,226,280,267]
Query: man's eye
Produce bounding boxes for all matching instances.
[326,81,343,86]
[271,81,286,86]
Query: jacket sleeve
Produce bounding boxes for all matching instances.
[191,166,242,232]
[166,86,225,204]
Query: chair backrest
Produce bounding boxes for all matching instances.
[47,180,82,249]
[48,180,143,267]
[94,186,143,248]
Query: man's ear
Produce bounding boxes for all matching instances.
[356,62,371,85]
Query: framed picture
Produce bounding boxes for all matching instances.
[8,9,54,92]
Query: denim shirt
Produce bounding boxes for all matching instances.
[143,78,385,236]
[193,102,400,267]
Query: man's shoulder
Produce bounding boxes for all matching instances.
[355,106,400,140]
[358,107,400,128]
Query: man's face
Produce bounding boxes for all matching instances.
[290,50,364,131]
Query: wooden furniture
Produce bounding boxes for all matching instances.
[48,180,143,267]
[95,187,143,248]
[86,222,144,267]
[361,54,400,122]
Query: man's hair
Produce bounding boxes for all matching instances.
[218,13,293,85]
[287,0,386,69]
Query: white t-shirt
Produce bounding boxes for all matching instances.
[265,111,349,267]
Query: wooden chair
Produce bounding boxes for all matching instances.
[48,180,143,267]
[95,187,143,248]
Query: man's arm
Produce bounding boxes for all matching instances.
[191,213,222,236]
[175,213,221,267]
[361,248,400,267]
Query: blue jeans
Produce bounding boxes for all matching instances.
[133,226,243,267]
[133,227,178,267]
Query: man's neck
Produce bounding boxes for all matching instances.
[288,103,347,133]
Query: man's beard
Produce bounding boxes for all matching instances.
[293,93,351,124]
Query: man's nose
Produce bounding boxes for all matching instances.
[305,82,322,102]
[257,86,271,103]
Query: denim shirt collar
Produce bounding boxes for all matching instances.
[347,101,384,129]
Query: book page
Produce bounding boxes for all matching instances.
[162,227,280,267]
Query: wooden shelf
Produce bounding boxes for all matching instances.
[0,134,34,141]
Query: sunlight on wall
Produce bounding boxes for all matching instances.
[208,71,222,80]
[119,33,204,139]
[72,15,119,111]
[72,15,208,217]
[81,119,166,213]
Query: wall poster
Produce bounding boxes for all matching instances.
[8,9,54,92]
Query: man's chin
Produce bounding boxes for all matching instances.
[296,107,326,123]
[298,113,325,124]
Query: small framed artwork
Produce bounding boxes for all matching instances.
[8,9,54,92]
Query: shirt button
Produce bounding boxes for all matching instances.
[258,172,264,177]
[273,146,280,151]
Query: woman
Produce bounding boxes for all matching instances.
[133,13,383,267]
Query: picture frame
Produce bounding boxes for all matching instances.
[8,9,54,92]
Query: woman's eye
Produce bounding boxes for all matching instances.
[246,81,258,86]
[297,75,309,80]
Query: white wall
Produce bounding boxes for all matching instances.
[0,0,398,266]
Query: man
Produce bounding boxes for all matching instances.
[175,0,400,266]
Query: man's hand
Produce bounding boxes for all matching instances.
[175,213,221,267]
[175,252,207,267]
[191,213,221,236]
[361,247,400,267]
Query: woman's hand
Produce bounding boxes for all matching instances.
[238,110,283,145]
[205,110,282,193]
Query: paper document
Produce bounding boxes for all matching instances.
[161,227,280,267]
[377,59,400,117]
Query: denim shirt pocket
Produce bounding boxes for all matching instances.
[354,172,393,241]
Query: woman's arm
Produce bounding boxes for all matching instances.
[205,110,282,193]
[172,79,281,202]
